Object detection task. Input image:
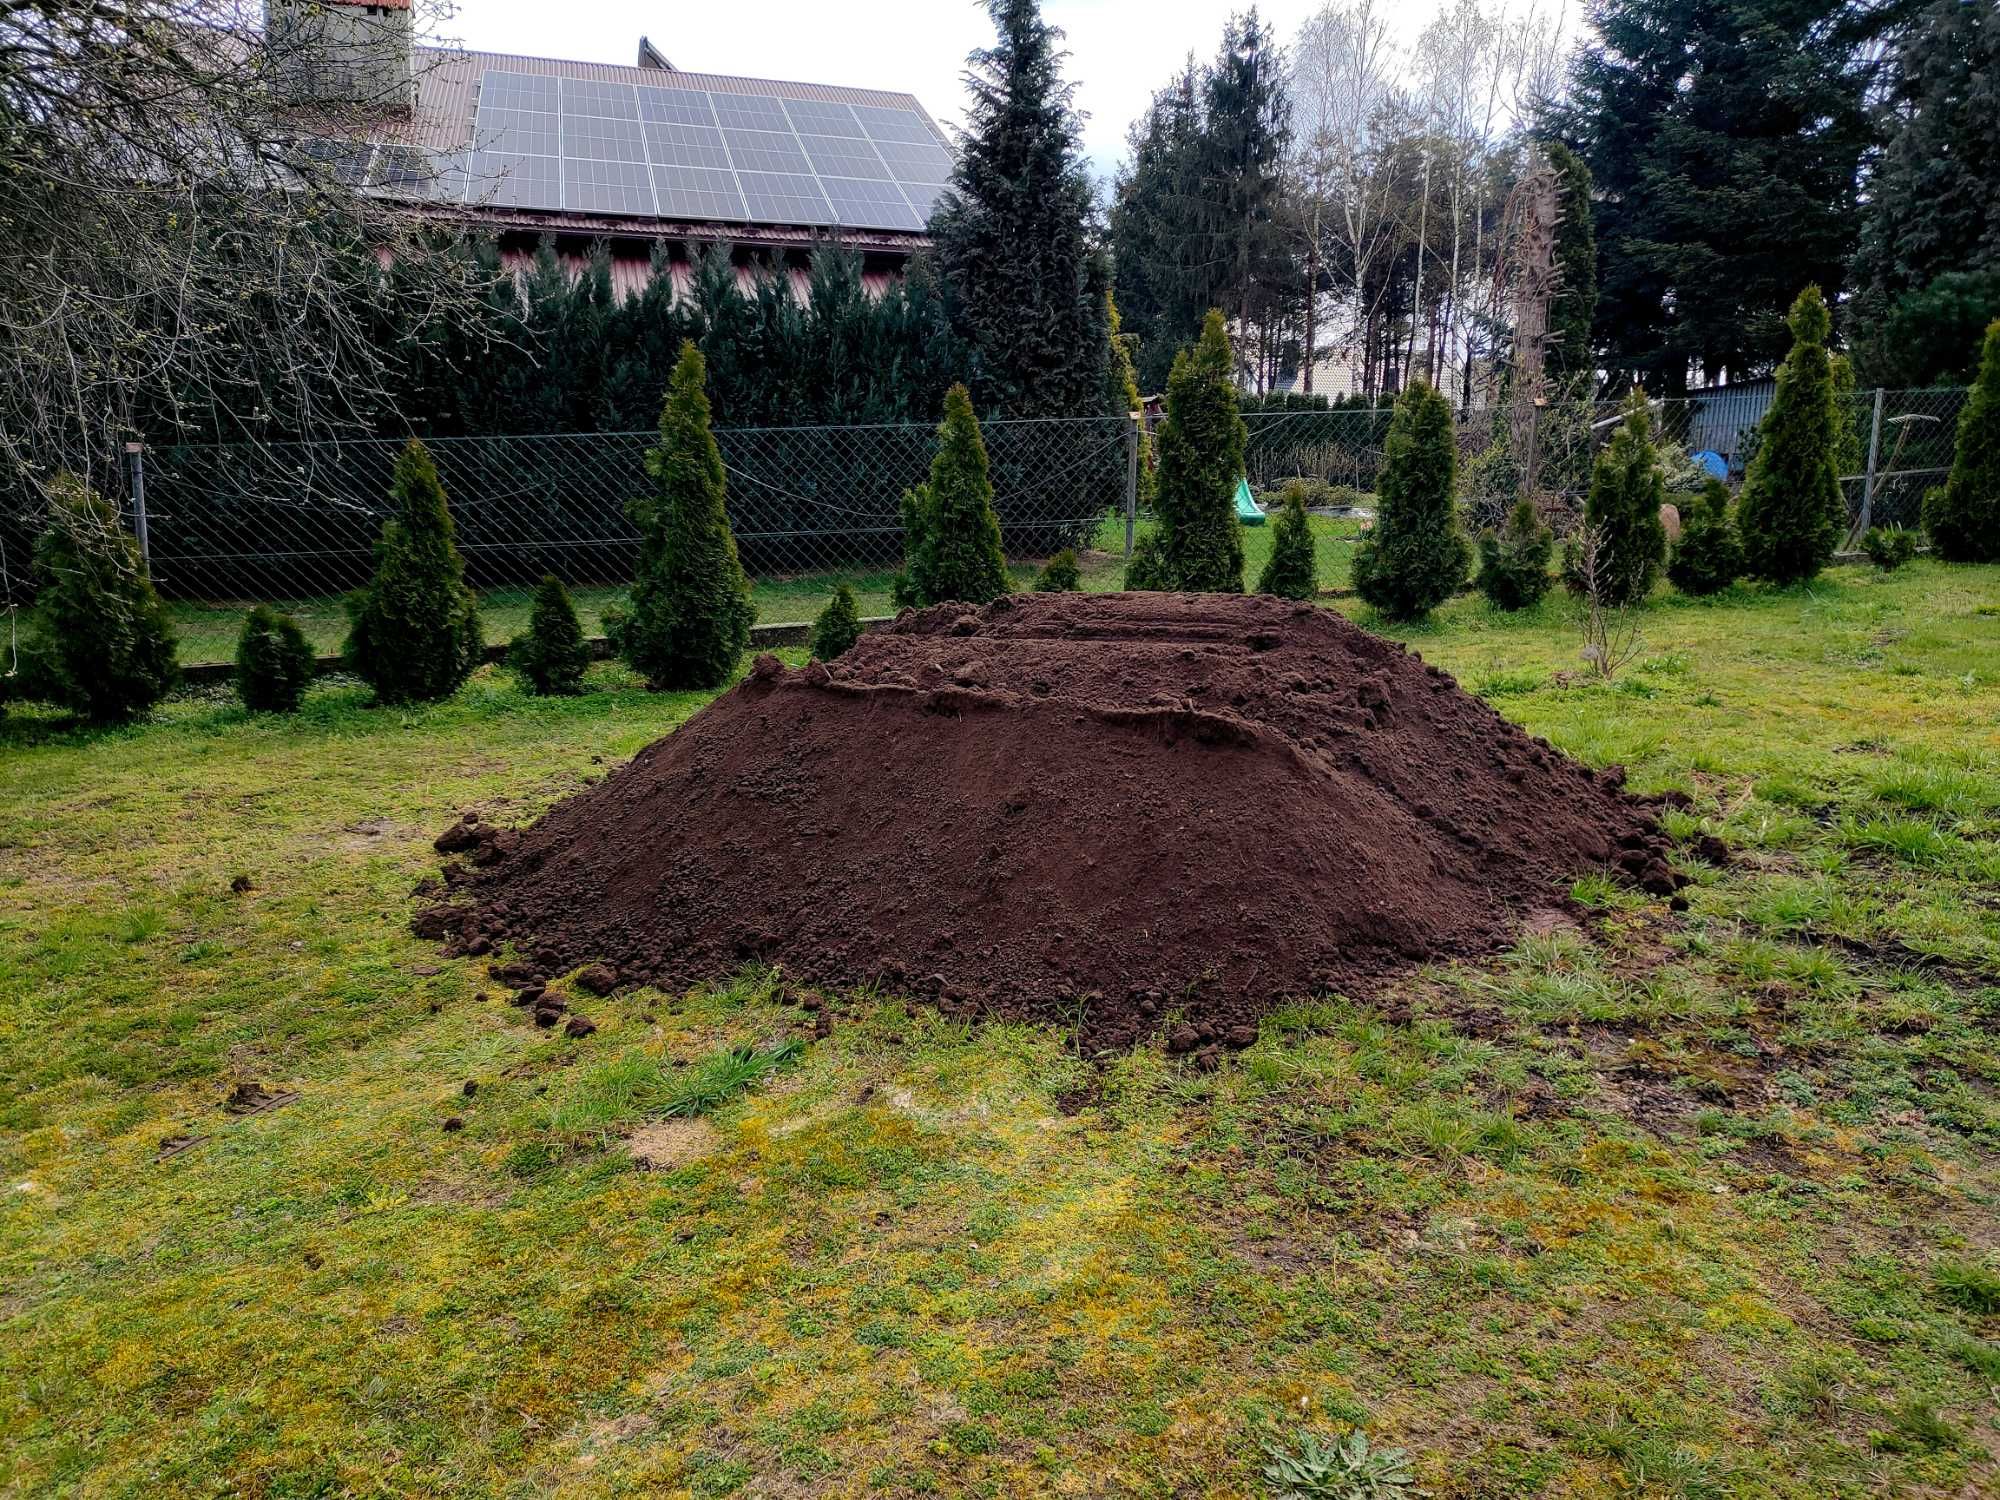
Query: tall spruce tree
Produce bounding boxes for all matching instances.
[614,342,756,690]
[1137,310,1246,593]
[1738,287,1845,584]
[892,384,1012,609]
[1110,65,1208,392]
[1351,379,1468,620]
[1200,10,1293,347]
[1923,320,2000,562]
[1575,388,1669,607]
[1548,0,1884,392]
[1545,140,1599,383]
[1851,1,2000,386]
[931,0,1109,417]
[343,440,484,705]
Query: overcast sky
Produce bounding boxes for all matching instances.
[443,0,1573,190]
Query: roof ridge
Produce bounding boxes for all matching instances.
[417,44,933,110]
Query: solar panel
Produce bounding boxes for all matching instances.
[458,68,952,231]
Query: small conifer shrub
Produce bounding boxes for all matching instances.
[1859,526,1919,571]
[811,583,863,659]
[1034,549,1081,592]
[613,341,757,689]
[509,575,591,694]
[891,384,1011,609]
[1922,319,2000,562]
[18,475,179,722]
[1476,498,1555,611]
[1351,379,1468,620]
[1668,480,1745,596]
[343,439,484,704]
[1256,485,1318,600]
[235,606,316,712]
[1142,310,1247,592]
[1739,286,1845,583]
[1122,531,1173,591]
[1574,388,1668,606]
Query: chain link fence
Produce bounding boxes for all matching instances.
[0,385,1971,668]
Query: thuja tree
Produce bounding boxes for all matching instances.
[1133,309,1244,592]
[343,440,484,704]
[1256,484,1317,600]
[15,475,178,722]
[1034,549,1081,592]
[1923,319,2000,562]
[235,606,315,713]
[1477,499,1555,612]
[1351,379,1467,621]
[1576,389,1668,607]
[811,584,863,660]
[509,575,590,695]
[1738,286,1844,584]
[893,384,1011,609]
[1668,480,1745,596]
[615,341,756,690]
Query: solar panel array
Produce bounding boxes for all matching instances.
[455,69,955,232]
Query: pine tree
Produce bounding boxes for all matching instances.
[613,342,757,690]
[20,475,178,723]
[508,575,591,695]
[1034,549,1081,592]
[1577,389,1669,606]
[1738,287,1844,584]
[1256,485,1318,600]
[892,384,1012,609]
[343,440,484,704]
[811,584,864,659]
[1668,479,1745,596]
[1351,379,1469,620]
[235,606,316,712]
[930,0,1109,417]
[1477,498,1556,612]
[1923,319,2000,562]
[1136,309,1245,593]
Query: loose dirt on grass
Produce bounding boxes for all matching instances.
[417,592,1687,1050]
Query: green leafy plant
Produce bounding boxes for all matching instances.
[1351,378,1468,621]
[1571,388,1668,606]
[1034,549,1082,592]
[811,583,864,659]
[234,606,315,713]
[508,575,590,695]
[1922,318,2000,562]
[1476,497,1555,611]
[1738,286,1845,584]
[1256,484,1319,600]
[891,383,1011,610]
[1262,1428,1418,1500]
[16,474,178,723]
[612,341,756,690]
[1934,1256,2000,1315]
[1132,309,1246,592]
[343,439,484,705]
[1858,526,1918,572]
[661,1040,806,1118]
[1668,480,1746,595]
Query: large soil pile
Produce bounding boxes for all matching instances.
[418,592,1686,1049]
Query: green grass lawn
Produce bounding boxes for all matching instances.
[161,514,1367,665]
[4,563,1998,1497]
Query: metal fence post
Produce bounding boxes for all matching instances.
[124,440,150,568]
[1123,411,1140,560]
[1856,387,1885,540]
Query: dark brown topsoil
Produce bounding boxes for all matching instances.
[416,592,1689,1051]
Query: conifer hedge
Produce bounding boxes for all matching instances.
[235,606,315,712]
[1668,480,1746,596]
[1738,287,1845,584]
[1256,485,1318,600]
[1351,379,1467,620]
[509,575,591,695]
[1477,498,1555,612]
[1576,389,1669,606]
[811,583,864,659]
[613,342,757,690]
[1034,549,1082,592]
[891,384,1011,609]
[1136,310,1245,592]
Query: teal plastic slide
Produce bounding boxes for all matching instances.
[1234,477,1266,525]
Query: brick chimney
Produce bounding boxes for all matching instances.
[267,0,416,117]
